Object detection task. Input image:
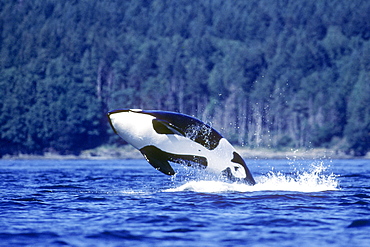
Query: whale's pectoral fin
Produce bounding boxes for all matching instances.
[152,119,186,136]
[140,146,175,175]
[169,155,208,169]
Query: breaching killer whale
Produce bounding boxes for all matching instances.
[107,109,256,185]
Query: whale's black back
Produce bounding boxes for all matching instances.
[108,109,223,150]
[142,110,223,150]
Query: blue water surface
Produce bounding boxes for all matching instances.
[0,158,369,247]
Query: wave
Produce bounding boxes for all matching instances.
[165,163,339,193]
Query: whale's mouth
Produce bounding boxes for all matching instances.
[107,109,142,134]
[107,109,132,117]
[107,112,118,135]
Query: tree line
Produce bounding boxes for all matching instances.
[1,0,369,156]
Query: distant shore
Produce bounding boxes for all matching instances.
[2,145,369,160]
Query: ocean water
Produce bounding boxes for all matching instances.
[0,158,369,247]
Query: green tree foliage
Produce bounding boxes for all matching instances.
[0,0,369,156]
[345,71,370,156]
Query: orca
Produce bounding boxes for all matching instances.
[107,109,256,185]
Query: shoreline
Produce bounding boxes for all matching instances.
[2,145,369,160]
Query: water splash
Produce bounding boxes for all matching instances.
[254,163,339,192]
[165,162,339,193]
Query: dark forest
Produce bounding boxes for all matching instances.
[1,0,369,156]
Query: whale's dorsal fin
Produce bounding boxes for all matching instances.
[140,146,175,175]
[152,119,186,136]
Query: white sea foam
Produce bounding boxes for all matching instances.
[165,162,339,193]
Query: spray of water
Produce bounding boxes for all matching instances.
[165,161,339,193]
